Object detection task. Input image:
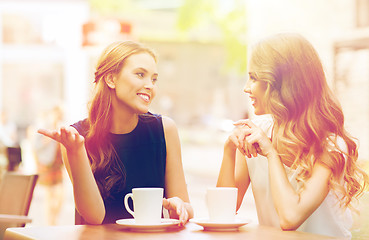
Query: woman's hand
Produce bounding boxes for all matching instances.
[233,119,275,158]
[225,122,258,158]
[37,126,84,153]
[39,127,105,224]
[162,197,189,226]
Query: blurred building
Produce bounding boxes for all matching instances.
[2,0,367,162]
[0,0,248,140]
[81,2,249,129]
[333,0,369,162]
[246,0,369,161]
[0,0,90,137]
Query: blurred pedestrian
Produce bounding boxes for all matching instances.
[30,106,64,225]
[0,110,20,172]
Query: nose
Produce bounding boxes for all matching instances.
[243,80,251,94]
[144,78,154,90]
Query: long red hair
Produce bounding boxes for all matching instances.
[249,33,368,208]
[86,41,156,199]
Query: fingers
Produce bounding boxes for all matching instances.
[246,129,272,157]
[239,119,257,128]
[38,126,84,150]
[162,198,189,226]
[244,140,254,158]
[60,127,78,143]
[174,202,188,226]
[233,119,248,126]
[230,126,255,158]
[162,198,170,209]
[60,127,69,142]
[178,204,188,226]
[251,143,258,157]
[230,121,262,158]
[229,119,271,157]
[37,128,61,142]
[254,143,262,155]
[37,128,50,136]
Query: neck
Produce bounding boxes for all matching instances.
[110,109,139,134]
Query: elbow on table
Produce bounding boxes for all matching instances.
[278,213,302,231]
[86,218,103,225]
[79,211,104,225]
[280,222,298,231]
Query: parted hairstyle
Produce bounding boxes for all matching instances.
[86,41,156,199]
[249,33,368,208]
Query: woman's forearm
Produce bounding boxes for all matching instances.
[217,145,237,187]
[267,150,302,229]
[66,147,105,224]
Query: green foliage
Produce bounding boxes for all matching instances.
[177,0,248,75]
[88,0,247,74]
[88,0,134,15]
[177,0,216,31]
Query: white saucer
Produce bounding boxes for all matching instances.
[116,218,181,232]
[190,218,250,231]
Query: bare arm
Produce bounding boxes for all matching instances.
[238,119,332,230]
[161,116,194,224]
[217,127,251,211]
[234,151,251,210]
[38,127,105,224]
[267,149,331,230]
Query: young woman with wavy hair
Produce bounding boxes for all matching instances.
[217,33,368,238]
[39,41,193,224]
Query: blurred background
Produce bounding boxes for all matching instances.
[0,0,368,236]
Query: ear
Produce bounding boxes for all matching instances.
[105,73,116,89]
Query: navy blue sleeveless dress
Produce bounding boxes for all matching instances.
[72,113,167,224]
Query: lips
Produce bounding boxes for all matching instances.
[137,93,150,102]
[249,96,256,106]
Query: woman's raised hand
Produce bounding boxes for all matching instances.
[233,119,274,158]
[38,126,84,153]
[226,122,258,158]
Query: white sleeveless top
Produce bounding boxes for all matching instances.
[246,115,352,239]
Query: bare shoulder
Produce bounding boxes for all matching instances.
[161,115,178,133]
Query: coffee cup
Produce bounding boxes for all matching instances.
[206,187,237,222]
[124,187,164,225]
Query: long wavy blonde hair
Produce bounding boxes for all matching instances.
[249,33,368,208]
[86,41,156,199]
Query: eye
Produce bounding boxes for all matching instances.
[249,76,257,82]
[249,72,259,82]
[152,77,158,84]
[136,72,144,78]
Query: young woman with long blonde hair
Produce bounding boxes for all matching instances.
[217,33,368,238]
[39,41,193,225]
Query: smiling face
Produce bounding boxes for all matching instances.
[244,62,268,115]
[107,52,158,115]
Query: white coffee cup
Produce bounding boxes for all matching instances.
[206,187,238,222]
[124,187,164,225]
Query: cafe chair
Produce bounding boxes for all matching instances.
[0,172,38,239]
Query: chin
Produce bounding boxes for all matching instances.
[254,109,266,115]
[137,108,150,114]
